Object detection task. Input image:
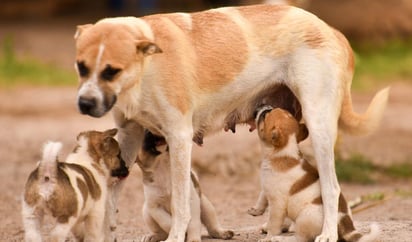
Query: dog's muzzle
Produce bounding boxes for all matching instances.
[78,96,97,115]
[111,154,130,179]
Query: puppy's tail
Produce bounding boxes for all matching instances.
[340,216,380,242]
[339,86,390,135]
[38,141,62,198]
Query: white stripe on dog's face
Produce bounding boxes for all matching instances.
[77,43,108,117]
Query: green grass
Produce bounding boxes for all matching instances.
[0,36,76,87]
[352,39,412,90]
[336,154,412,184]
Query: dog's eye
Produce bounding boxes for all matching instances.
[101,65,121,81]
[77,61,89,77]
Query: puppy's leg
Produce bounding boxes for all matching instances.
[84,208,106,242]
[200,195,234,239]
[260,199,287,242]
[71,221,85,241]
[147,205,173,234]
[143,203,168,242]
[294,205,323,242]
[248,190,268,216]
[164,126,193,242]
[50,221,76,242]
[22,202,42,242]
[186,190,202,242]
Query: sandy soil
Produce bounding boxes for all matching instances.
[0,84,411,242]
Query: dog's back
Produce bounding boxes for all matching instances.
[256,107,379,242]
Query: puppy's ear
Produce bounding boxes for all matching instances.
[74,24,93,39]
[297,123,309,143]
[136,40,163,56]
[104,128,118,137]
[101,137,120,155]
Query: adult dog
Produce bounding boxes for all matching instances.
[74,4,389,242]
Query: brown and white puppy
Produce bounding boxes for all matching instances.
[252,106,379,242]
[22,129,129,242]
[137,131,234,242]
[74,4,389,241]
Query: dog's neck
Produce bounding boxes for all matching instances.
[261,134,301,162]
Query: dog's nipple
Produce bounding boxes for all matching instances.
[44,176,50,182]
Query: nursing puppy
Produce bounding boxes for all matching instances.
[22,129,129,242]
[253,106,379,242]
[137,131,234,242]
[74,4,390,241]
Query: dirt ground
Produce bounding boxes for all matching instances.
[1,12,412,242]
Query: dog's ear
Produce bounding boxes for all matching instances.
[104,128,118,137]
[297,123,309,143]
[74,24,93,40]
[136,40,163,56]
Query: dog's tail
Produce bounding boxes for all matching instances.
[341,220,380,242]
[38,141,62,198]
[339,86,390,135]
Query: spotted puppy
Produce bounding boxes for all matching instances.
[137,131,234,242]
[253,106,379,242]
[22,129,129,242]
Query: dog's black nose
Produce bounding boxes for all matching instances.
[78,97,96,114]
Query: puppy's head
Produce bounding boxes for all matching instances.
[74,19,162,117]
[76,128,129,179]
[256,107,308,149]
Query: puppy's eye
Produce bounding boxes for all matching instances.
[77,61,89,77]
[101,65,121,81]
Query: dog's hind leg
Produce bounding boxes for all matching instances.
[22,202,43,242]
[200,195,234,239]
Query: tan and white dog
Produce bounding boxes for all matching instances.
[251,106,379,242]
[74,4,389,242]
[137,131,234,242]
[22,129,129,242]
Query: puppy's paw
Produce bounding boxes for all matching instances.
[219,229,235,240]
[247,207,265,216]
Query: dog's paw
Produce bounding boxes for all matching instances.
[314,233,338,242]
[247,207,265,216]
[219,229,235,240]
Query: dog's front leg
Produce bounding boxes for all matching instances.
[104,108,145,240]
[164,127,194,242]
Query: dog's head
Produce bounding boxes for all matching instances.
[255,106,308,149]
[76,128,129,179]
[74,19,162,117]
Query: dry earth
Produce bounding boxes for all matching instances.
[0,84,411,241]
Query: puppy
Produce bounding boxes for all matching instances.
[74,4,390,241]
[22,129,129,242]
[252,106,379,242]
[137,131,234,242]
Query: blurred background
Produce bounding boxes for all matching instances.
[0,0,411,241]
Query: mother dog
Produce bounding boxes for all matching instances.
[74,4,389,242]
